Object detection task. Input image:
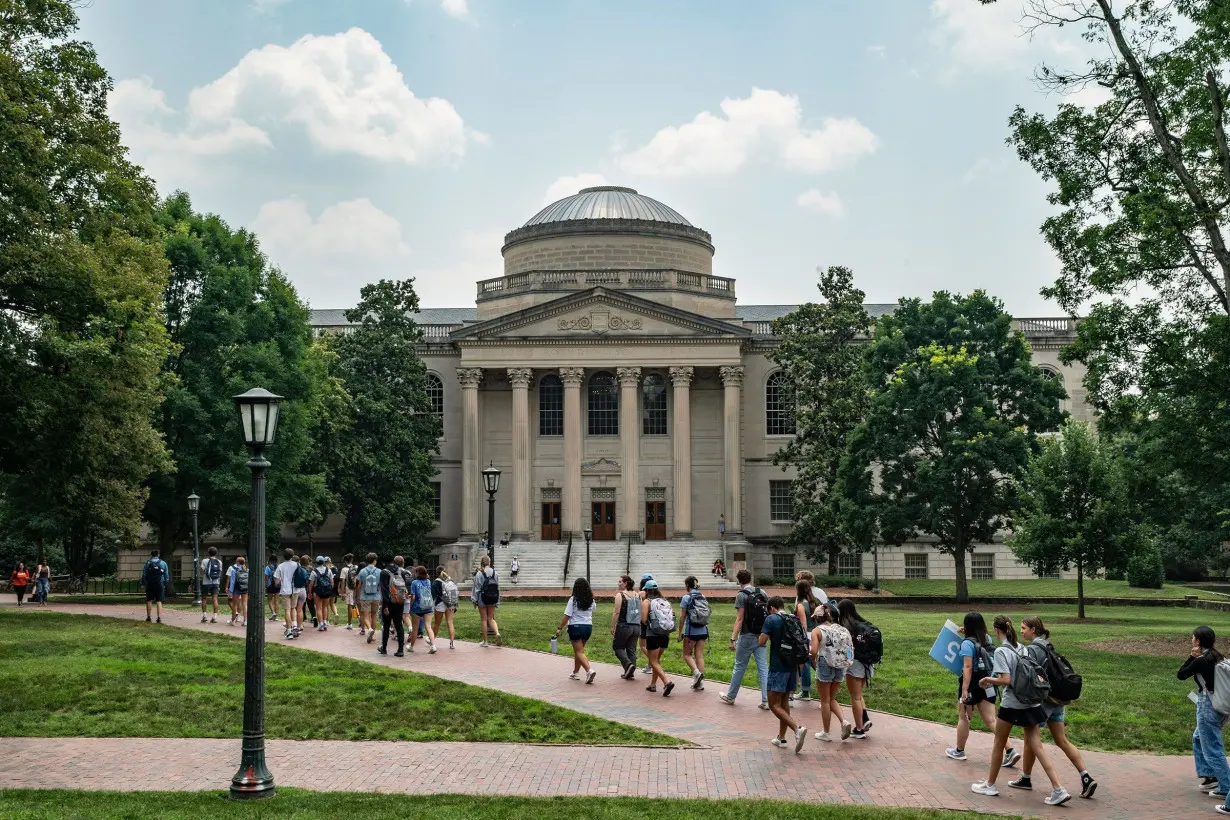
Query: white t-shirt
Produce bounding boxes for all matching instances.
[201,557,223,585]
[510,559,520,573]
[275,560,299,593]
[564,597,595,626]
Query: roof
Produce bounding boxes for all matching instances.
[524,186,692,227]
[309,305,896,328]
[733,304,898,321]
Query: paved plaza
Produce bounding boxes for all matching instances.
[0,603,1208,818]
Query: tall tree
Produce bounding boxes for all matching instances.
[1011,420,1131,617]
[839,291,1066,602]
[770,266,873,573]
[0,0,172,575]
[329,280,441,557]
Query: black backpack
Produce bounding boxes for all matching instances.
[313,568,334,598]
[778,613,811,667]
[480,570,500,605]
[743,588,769,634]
[143,559,164,588]
[853,621,883,665]
[1036,643,1082,704]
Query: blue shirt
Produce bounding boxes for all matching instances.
[679,592,708,638]
[357,566,381,601]
[761,613,792,673]
[410,578,433,613]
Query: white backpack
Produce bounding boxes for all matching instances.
[442,579,459,608]
[1211,660,1230,715]
[648,598,675,635]
[820,624,854,669]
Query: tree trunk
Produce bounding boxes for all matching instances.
[1076,557,1085,620]
[954,548,969,604]
[828,543,839,576]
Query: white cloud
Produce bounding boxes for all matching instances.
[1066,82,1113,109]
[795,189,845,218]
[440,0,471,20]
[253,198,412,306]
[543,173,608,205]
[411,227,505,306]
[929,0,1076,74]
[617,88,877,177]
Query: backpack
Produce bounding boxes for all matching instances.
[205,558,222,582]
[388,568,408,605]
[143,559,165,588]
[1212,660,1230,716]
[778,614,811,667]
[414,579,434,611]
[1034,643,1082,705]
[293,565,310,589]
[360,567,380,596]
[1008,645,1051,705]
[742,588,769,634]
[648,597,675,635]
[686,593,711,627]
[853,621,884,666]
[820,624,854,669]
[442,579,459,608]
[479,569,499,605]
[621,592,642,625]
[235,567,249,594]
[312,568,333,598]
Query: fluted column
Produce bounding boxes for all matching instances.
[457,367,484,539]
[508,368,533,539]
[669,366,693,539]
[560,367,586,538]
[617,367,642,538]
[720,366,745,535]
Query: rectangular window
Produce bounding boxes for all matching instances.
[539,379,563,436]
[904,553,929,580]
[971,552,995,581]
[430,482,441,523]
[772,553,796,579]
[1037,567,1061,580]
[769,480,793,522]
[837,553,862,576]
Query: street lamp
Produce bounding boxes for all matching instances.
[872,540,880,595]
[482,462,501,568]
[188,493,201,605]
[229,387,282,801]
[583,527,592,581]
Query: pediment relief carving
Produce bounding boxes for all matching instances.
[558,310,643,333]
[581,457,621,473]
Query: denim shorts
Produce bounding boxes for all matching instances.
[1045,702,1066,723]
[815,657,847,683]
[847,660,871,680]
[567,624,593,643]
[768,669,798,694]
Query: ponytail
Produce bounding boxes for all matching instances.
[993,615,1018,647]
[1022,615,1049,640]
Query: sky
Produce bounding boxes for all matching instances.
[78,0,1111,315]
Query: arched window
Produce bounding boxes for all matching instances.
[765,371,796,436]
[426,373,444,419]
[642,373,668,435]
[1033,365,1065,431]
[539,375,563,436]
[587,371,619,436]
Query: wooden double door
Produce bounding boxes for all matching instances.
[591,501,616,541]
[645,501,666,541]
[541,502,560,540]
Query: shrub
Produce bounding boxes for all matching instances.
[1127,543,1165,589]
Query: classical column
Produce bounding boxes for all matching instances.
[720,366,745,536]
[617,367,642,538]
[560,367,586,538]
[669,366,694,539]
[508,368,533,540]
[457,367,484,539]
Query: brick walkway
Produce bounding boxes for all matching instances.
[0,603,1209,818]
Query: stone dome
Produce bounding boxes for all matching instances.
[524,186,693,227]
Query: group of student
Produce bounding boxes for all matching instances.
[197,546,251,626]
[9,562,51,606]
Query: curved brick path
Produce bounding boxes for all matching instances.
[0,603,1209,817]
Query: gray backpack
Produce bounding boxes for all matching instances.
[1009,645,1051,705]
[621,592,641,625]
[1211,660,1230,715]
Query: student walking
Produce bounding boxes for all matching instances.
[760,596,807,753]
[326,557,341,621]
[810,603,853,741]
[555,577,597,683]
[275,549,302,639]
[678,576,710,690]
[265,556,280,621]
[378,556,409,657]
[1180,625,1230,813]
[970,615,1070,806]
[719,569,770,710]
[199,547,222,623]
[432,568,459,649]
[472,555,501,647]
[34,560,50,606]
[296,555,313,630]
[309,556,334,631]
[946,611,1020,768]
[339,554,357,630]
[229,557,249,626]
[836,599,880,738]
[637,574,653,674]
[408,566,438,654]
[641,580,674,696]
[10,563,29,606]
[1010,616,1097,799]
[356,553,382,642]
[225,558,240,625]
[611,575,640,679]
[793,579,822,700]
[142,549,169,623]
[510,555,520,585]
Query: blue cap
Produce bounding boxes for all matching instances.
[316,555,327,564]
[643,579,659,591]
[640,573,654,581]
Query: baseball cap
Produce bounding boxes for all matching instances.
[640,573,654,581]
[315,555,327,564]
[643,579,659,591]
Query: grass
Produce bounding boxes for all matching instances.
[471,599,1230,754]
[0,791,1009,820]
[0,610,675,746]
[874,578,1226,600]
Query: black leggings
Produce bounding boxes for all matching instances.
[14,585,26,604]
[381,604,404,651]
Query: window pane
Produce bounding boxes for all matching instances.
[426,374,444,419]
[641,373,668,435]
[766,372,796,436]
[769,480,793,521]
[837,553,861,576]
[587,371,619,436]
[772,553,796,579]
[430,482,441,523]
[904,553,929,580]
[971,553,994,581]
[539,375,563,436]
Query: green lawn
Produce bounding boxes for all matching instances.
[0,791,1009,820]
[0,611,675,746]
[472,599,1228,754]
[874,578,1226,600]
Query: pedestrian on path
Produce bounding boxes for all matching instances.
[836,598,878,738]
[34,560,50,606]
[432,568,458,649]
[641,580,674,696]
[300,555,317,628]
[379,555,409,657]
[310,556,334,631]
[472,555,501,647]
[611,574,640,679]
[1011,616,1097,799]
[719,569,770,710]
[555,577,597,683]
[142,549,168,623]
[339,554,357,630]
[678,575,709,690]
[795,570,830,608]
[200,547,222,623]
[409,566,437,654]
[1179,625,1230,813]
[357,553,381,642]
[810,603,853,742]
[265,555,280,621]
[225,557,240,625]
[10,563,29,606]
[947,611,1019,769]
[510,553,519,585]
[327,557,341,622]
[229,557,249,626]
[760,596,807,753]
[637,574,653,674]
[793,579,821,700]
[970,615,1070,806]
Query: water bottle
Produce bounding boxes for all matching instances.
[550,635,559,654]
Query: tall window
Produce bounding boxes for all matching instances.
[642,373,668,435]
[426,373,444,419]
[539,375,563,436]
[765,371,796,436]
[429,482,441,523]
[588,371,619,435]
[1034,365,1065,432]
[772,553,796,579]
[904,553,929,580]
[837,553,862,576]
[769,480,794,522]
[971,552,995,580]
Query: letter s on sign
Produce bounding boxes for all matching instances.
[944,640,959,664]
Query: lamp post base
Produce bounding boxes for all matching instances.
[229,740,275,800]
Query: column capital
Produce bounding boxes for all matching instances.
[559,367,586,386]
[507,368,533,388]
[616,366,642,387]
[719,365,745,388]
[457,367,484,388]
[669,366,694,387]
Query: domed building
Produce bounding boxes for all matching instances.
[305,185,1090,587]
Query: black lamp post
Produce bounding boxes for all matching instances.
[583,527,592,582]
[188,493,201,605]
[482,462,501,568]
[873,540,880,595]
[230,387,282,801]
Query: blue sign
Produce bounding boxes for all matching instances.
[929,619,965,675]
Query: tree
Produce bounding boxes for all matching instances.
[0,0,172,575]
[1011,420,1131,617]
[329,280,441,557]
[839,291,1066,602]
[770,266,873,573]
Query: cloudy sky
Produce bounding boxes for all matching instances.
[81,0,1107,314]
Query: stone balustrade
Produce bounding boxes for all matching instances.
[476,269,737,300]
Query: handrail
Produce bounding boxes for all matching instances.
[562,533,573,587]
[625,532,632,576]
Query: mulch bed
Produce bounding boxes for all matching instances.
[1080,636,1191,656]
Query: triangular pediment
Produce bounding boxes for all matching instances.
[450,288,750,341]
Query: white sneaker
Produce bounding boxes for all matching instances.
[201,614,208,623]
[449,640,455,649]
[814,731,833,742]
[770,737,789,748]
[569,673,580,680]
[479,641,489,647]
[1044,787,1071,806]
[971,781,1000,797]
[794,726,807,754]
[757,702,771,711]
[346,625,353,630]
[840,721,852,740]
[428,644,437,654]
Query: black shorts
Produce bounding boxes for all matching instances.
[683,632,708,642]
[145,586,165,602]
[646,634,670,652]
[998,705,1050,727]
[959,676,996,706]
